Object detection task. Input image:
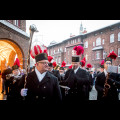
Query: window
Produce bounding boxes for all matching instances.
[68,50,69,55]
[73,40,74,44]
[58,57,61,63]
[64,48,66,52]
[102,39,104,44]
[118,65,120,73]
[54,50,55,54]
[51,50,53,55]
[118,48,120,57]
[14,20,20,27]
[96,51,100,59]
[110,49,113,53]
[75,39,76,43]
[110,34,114,43]
[93,42,95,47]
[118,32,120,41]
[84,41,88,48]
[103,51,106,59]
[78,38,80,42]
[96,37,101,46]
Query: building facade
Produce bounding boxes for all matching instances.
[47,22,120,72]
[0,20,30,72]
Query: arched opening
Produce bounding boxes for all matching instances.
[0,39,24,72]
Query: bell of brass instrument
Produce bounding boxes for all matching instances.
[6,74,14,80]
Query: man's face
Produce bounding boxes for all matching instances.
[12,69,20,76]
[104,61,112,70]
[48,66,53,72]
[72,62,79,70]
[36,60,49,73]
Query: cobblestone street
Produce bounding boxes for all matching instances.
[89,86,97,100]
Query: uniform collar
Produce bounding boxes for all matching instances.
[74,67,80,74]
[35,67,47,82]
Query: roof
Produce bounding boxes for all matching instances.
[47,21,120,48]
[0,20,30,38]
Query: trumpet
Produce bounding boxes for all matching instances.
[6,74,14,80]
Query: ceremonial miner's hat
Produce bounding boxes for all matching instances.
[30,44,48,62]
[104,51,118,64]
[72,45,84,62]
[100,60,104,68]
[59,61,66,70]
[48,56,53,67]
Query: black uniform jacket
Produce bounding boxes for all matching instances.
[60,67,90,101]
[95,72,120,101]
[18,71,62,104]
[51,69,61,82]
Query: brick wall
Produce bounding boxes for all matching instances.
[47,22,120,71]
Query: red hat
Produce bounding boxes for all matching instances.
[107,51,117,60]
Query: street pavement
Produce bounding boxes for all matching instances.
[89,85,97,100]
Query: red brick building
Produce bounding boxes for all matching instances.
[0,20,30,72]
[47,22,120,72]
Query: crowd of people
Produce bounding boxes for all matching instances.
[0,45,120,105]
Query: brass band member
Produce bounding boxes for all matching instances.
[95,51,120,101]
[48,56,61,82]
[7,58,23,100]
[60,45,90,103]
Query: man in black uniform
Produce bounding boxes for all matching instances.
[60,47,90,103]
[48,56,61,82]
[20,52,62,104]
[7,64,23,101]
[95,54,120,101]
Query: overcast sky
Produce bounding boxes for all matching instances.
[26,20,120,47]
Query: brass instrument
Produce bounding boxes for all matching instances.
[6,74,14,80]
[103,73,110,97]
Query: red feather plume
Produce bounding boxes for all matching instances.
[86,63,92,68]
[61,61,66,67]
[82,57,86,62]
[100,60,104,65]
[107,51,117,60]
[73,45,84,55]
[68,65,72,69]
[80,60,85,67]
[48,56,53,62]
[52,61,57,67]
[13,58,20,67]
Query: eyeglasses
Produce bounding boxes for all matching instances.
[38,62,49,65]
[106,63,111,65]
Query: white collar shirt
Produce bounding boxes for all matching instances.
[35,67,47,82]
[74,67,79,74]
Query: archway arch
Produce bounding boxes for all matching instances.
[0,39,24,72]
